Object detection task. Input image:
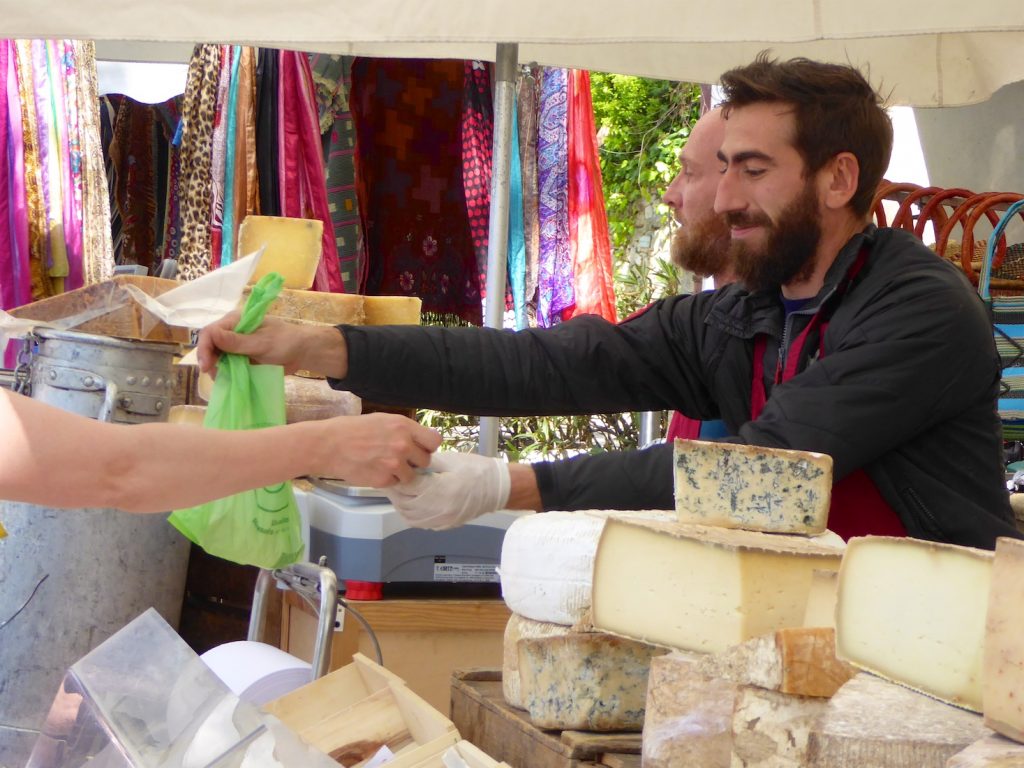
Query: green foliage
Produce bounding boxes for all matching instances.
[418,74,700,461]
[590,75,702,252]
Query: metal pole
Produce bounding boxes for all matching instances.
[477,42,519,457]
[639,411,660,448]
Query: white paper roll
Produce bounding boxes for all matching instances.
[201,641,312,707]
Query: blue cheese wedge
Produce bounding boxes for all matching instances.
[516,632,669,731]
[673,439,832,534]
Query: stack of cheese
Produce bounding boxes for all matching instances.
[631,440,857,766]
[498,439,848,743]
[804,534,1024,767]
[499,510,676,731]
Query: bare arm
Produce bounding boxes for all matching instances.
[0,390,439,513]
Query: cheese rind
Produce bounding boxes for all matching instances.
[983,536,1024,741]
[240,215,324,289]
[836,536,993,712]
[808,673,990,767]
[642,652,733,768]
[499,512,606,626]
[698,627,856,699]
[673,439,832,534]
[362,295,422,325]
[501,614,571,710]
[731,686,829,767]
[516,632,668,731]
[947,734,1024,767]
[591,518,844,654]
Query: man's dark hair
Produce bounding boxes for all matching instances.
[719,53,893,218]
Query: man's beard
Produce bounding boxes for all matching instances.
[727,181,822,292]
[670,213,733,279]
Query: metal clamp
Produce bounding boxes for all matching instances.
[249,560,338,680]
[13,337,33,395]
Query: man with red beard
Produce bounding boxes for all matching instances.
[199,55,1020,548]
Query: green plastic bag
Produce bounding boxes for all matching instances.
[169,272,303,569]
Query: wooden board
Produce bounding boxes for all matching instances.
[450,670,641,768]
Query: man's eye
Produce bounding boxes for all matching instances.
[744,168,767,178]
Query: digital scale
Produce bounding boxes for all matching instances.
[298,478,526,599]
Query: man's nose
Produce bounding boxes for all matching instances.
[714,169,743,215]
[663,173,684,221]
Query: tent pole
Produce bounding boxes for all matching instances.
[477,42,518,458]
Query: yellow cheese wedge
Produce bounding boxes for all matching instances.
[362,295,422,325]
[836,536,993,712]
[239,215,324,289]
[591,518,844,653]
[983,536,1024,740]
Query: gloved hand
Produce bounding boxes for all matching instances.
[385,451,511,530]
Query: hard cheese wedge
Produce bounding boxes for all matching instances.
[673,439,832,533]
[362,295,423,325]
[698,627,856,699]
[501,614,572,710]
[983,536,1024,741]
[807,673,989,767]
[836,536,993,712]
[948,734,1024,767]
[239,215,324,289]
[802,568,839,629]
[591,518,844,653]
[516,632,668,731]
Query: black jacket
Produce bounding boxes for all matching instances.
[334,226,1020,549]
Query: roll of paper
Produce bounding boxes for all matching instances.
[201,641,312,707]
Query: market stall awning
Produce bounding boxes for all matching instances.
[1,0,1024,106]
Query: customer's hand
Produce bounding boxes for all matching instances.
[311,413,441,487]
[385,451,511,530]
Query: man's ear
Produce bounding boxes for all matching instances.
[820,152,859,211]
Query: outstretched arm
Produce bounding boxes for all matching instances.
[0,390,439,513]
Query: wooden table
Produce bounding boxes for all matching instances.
[450,669,642,768]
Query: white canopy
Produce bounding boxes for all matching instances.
[3,0,1024,106]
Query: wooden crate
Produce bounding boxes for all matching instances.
[265,653,459,767]
[406,740,512,768]
[450,670,641,768]
[7,275,190,342]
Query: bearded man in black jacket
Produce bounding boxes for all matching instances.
[199,54,1020,549]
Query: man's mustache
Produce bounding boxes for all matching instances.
[724,211,772,229]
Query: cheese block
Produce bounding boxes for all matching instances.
[983,536,1024,741]
[249,286,364,326]
[698,627,856,699]
[732,685,829,767]
[239,215,324,289]
[947,734,1024,767]
[836,536,993,712]
[284,376,361,423]
[501,614,572,710]
[516,632,668,731]
[673,438,832,534]
[499,512,607,625]
[362,295,422,325]
[802,567,839,629]
[642,652,734,768]
[591,518,844,653]
[807,673,991,767]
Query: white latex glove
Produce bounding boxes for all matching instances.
[385,451,511,530]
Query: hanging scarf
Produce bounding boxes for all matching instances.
[507,93,527,330]
[310,53,364,294]
[536,67,574,328]
[208,45,233,270]
[75,40,113,286]
[229,47,258,262]
[58,41,84,291]
[518,66,541,318]
[461,60,493,293]
[255,48,280,218]
[177,44,221,281]
[350,57,482,324]
[277,50,343,293]
[563,69,616,323]
[219,46,243,267]
[15,41,51,300]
